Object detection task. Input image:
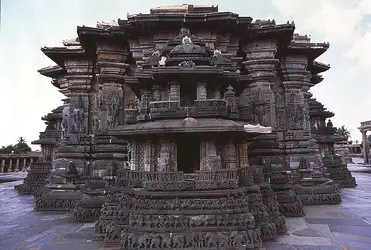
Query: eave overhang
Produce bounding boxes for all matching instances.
[41,46,86,68]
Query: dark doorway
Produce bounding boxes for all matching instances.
[177,133,200,173]
[180,83,197,107]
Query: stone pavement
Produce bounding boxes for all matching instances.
[0,159,370,250]
[0,171,27,183]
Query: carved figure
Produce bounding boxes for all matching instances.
[172,234,184,248]
[156,156,169,172]
[66,161,78,175]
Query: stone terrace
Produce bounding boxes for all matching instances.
[0,159,370,250]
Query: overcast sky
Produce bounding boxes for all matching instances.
[1,0,370,149]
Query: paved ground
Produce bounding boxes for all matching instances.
[0,159,370,250]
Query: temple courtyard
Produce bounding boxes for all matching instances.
[0,158,368,250]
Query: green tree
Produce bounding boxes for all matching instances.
[336,125,351,140]
[13,137,31,154]
[0,145,16,154]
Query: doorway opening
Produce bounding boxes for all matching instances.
[177,133,200,173]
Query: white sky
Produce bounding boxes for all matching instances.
[1,0,370,149]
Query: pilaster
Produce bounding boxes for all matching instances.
[169,82,180,102]
[242,39,278,128]
[238,139,249,168]
[197,82,207,100]
[361,130,369,163]
[280,55,319,176]
[144,140,156,171]
[224,140,237,169]
[96,43,130,131]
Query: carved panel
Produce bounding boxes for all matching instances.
[286,105,305,130]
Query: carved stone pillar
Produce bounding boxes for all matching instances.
[200,140,208,171]
[9,159,13,171]
[137,90,151,122]
[197,82,207,100]
[214,88,221,99]
[243,40,278,128]
[207,139,219,170]
[23,158,26,169]
[280,54,316,176]
[158,140,170,171]
[1,159,5,172]
[64,59,94,140]
[168,140,177,171]
[144,140,156,171]
[16,159,19,171]
[129,140,140,171]
[169,82,180,102]
[362,130,369,163]
[153,85,162,101]
[224,140,237,169]
[238,139,249,168]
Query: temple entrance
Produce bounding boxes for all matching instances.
[177,133,200,173]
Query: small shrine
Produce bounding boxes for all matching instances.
[309,98,357,188]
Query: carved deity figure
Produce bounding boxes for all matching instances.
[84,162,91,176]
[67,161,78,175]
[61,106,69,140]
[107,90,120,129]
[72,108,84,133]
[327,119,333,128]
[171,36,205,54]
[157,156,169,172]
[211,50,231,65]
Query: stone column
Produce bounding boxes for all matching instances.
[224,140,237,169]
[129,140,140,171]
[137,89,151,121]
[207,139,218,169]
[1,159,4,172]
[153,85,162,101]
[243,40,277,128]
[16,159,19,171]
[214,88,221,99]
[238,139,249,168]
[30,158,34,165]
[144,140,156,171]
[362,130,369,164]
[96,43,129,131]
[23,158,26,169]
[158,140,171,171]
[169,82,180,102]
[200,140,208,171]
[9,159,13,172]
[197,82,207,100]
[168,140,177,171]
[280,54,317,177]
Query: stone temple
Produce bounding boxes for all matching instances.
[16,4,357,249]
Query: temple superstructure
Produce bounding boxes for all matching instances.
[15,4,357,249]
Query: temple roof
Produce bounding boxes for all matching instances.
[149,4,218,14]
[41,46,85,67]
[310,61,330,74]
[285,34,329,61]
[309,98,334,118]
[38,65,66,78]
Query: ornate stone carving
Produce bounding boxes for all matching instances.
[178,60,195,68]
[286,104,304,130]
[107,89,120,128]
